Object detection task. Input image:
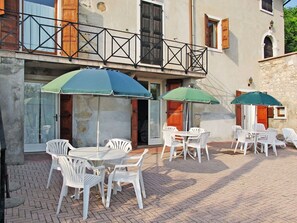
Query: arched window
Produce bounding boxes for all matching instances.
[264,36,273,58]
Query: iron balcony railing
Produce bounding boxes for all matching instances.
[0,10,208,74]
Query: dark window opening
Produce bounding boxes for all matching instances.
[262,0,273,13]
[264,36,273,58]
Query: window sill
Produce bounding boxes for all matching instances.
[207,47,223,53]
[260,9,273,16]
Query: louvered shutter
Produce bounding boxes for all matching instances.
[204,14,209,46]
[62,0,78,57]
[222,18,229,49]
[0,0,4,15]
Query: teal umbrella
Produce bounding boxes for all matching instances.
[42,68,152,147]
[231,91,282,128]
[231,91,282,106]
[160,87,220,130]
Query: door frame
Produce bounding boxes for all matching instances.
[24,81,59,152]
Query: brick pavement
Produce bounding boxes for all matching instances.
[4,142,297,222]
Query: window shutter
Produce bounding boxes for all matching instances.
[62,0,78,57]
[222,18,229,49]
[204,14,209,46]
[0,0,4,15]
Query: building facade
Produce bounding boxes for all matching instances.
[0,0,285,164]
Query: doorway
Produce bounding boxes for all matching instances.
[24,82,58,152]
[137,80,162,146]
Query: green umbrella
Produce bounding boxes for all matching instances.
[160,87,220,130]
[231,91,282,128]
[231,91,282,106]
[41,68,152,148]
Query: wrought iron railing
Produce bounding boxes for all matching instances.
[0,10,208,74]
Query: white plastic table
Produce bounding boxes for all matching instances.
[69,147,127,162]
[174,131,200,160]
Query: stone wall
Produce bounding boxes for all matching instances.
[258,52,297,131]
[0,57,25,164]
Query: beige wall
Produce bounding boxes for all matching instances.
[191,0,285,140]
[258,53,297,132]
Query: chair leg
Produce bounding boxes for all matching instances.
[273,144,277,156]
[160,144,166,158]
[265,144,268,157]
[196,147,201,163]
[106,175,113,208]
[83,186,90,220]
[234,141,239,153]
[74,188,80,199]
[139,171,146,199]
[46,165,54,189]
[169,146,175,162]
[133,179,143,209]
[205,145,210,160]
[98,181,105,207]
[56,184,67,215]
[243,143,248,155]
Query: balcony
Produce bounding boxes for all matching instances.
[0,10,208,75]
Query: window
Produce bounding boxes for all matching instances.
[264,36,273,58]
[274,106,286,119]
[262,0,273,13]
[204,14,229,50]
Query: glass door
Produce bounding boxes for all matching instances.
[24,82,57,152]
[148,82,162,144]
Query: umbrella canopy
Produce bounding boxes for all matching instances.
[160,87,219,130]
[160,87,220,104]
[231,91,282,106]
[41,68,152,148]
[41,68,152,98]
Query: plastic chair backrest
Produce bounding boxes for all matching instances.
[282,128,297,142]
[199,132,210,148]
[163,126,178,131]
[106,138,132,153]
[189,127,205,135]
[254,123,266,132]
[58,156,87,188]
[162,129,177,146]
[46,139,70,155]
[136,149,149,172]
[237,129,250,142]
[266,131,277,144]
[232,125,242,138]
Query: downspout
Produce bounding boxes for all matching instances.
[189,0,193,46]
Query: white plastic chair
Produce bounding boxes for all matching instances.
[106,149,148,209]
[234,130,255,155]
[253,123,266,132]
[56,155,105,220]
[104,138,132,170]
[46,139,76,188]
[231,125,242,148]
[186,132,210,163]
[282,128,297,148]
[161,129,184,161]
[267,128,286,148]
[257,131,278,156]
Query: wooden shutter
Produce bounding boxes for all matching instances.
[166,80,183,131]
[222,18,229,49]
[62,0,78,57]
[131,100,138,149]
[0,0,4,15]
[257,106,268,128]
[60,95,73,143]
[235,90,242,126]
[204,14,209,46]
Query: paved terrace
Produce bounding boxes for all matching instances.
[4,142,297,223]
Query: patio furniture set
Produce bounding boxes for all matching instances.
[46,138,148,220]
[231,123,289,156]
[161,126,210,163]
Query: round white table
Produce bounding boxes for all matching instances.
[69,147,127,161]
[174,131,200,160]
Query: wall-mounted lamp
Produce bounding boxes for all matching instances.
[269,20,274,29]
[248,77,253,87]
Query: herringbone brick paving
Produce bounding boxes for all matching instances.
[4,142,297,222]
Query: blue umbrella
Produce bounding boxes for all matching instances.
[42,68,152,147]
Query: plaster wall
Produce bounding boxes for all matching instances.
[191,0,285,140]
[73,95,131,147]
[0,57,24,164]
[258,53,297,132]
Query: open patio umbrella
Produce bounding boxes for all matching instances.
[231,91,282,128]
[160,87,220,130]
[41,68,152,148]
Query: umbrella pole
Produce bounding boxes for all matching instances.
[96,97,100,149]
[185,102,189,131]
